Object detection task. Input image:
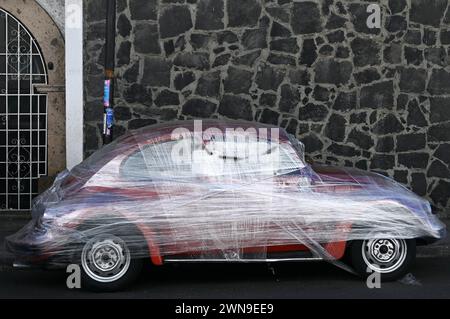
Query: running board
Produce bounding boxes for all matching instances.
[164,257,323,263]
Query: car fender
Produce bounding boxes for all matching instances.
[61,208,164,266]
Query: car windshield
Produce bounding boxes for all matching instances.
[287,133,307,164]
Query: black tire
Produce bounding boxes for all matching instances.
[81,251,143,292]
[75,221,146,292]
[349,238,416,282]
[79,234,143,292]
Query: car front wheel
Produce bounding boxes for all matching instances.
[79,234,143,292]
[349,238,416,282]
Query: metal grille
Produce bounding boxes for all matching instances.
[0,9,48,211]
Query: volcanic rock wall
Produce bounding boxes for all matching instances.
[84,0,450,215]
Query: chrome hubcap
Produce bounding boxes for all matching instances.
[362,238,407,273]
[92,241,121,271]
[81,235,131,283]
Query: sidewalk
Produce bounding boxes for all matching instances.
[0,215,449,270]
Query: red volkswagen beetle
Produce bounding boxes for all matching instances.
[6,120,446,291]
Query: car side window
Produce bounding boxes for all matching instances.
[121,140,193,181]
[197,138,304,180]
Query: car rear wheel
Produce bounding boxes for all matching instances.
[349,238,415,281]
[79,233,143,292]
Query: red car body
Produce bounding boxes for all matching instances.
[6,120,446,285]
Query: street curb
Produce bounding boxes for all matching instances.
[0,212,31,220]
[417,242,450,258]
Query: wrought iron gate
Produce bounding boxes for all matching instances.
[0,9,48,210]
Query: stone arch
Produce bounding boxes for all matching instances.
[0,0,65,209]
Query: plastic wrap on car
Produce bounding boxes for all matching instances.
[6,120,446,273]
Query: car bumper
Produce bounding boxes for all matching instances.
[5,234,66,269]
[5,220,80,268]
[418,225,447,245]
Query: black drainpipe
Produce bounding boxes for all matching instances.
[102,0,116,145]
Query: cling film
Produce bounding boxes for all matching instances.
[5,120,446,273]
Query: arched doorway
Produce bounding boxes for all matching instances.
[0,8,48,210]
[0,1,65,211]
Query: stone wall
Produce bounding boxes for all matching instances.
[83,0,450,216]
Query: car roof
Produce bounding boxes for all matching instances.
[79,120,292,171]
[132,119,284,135]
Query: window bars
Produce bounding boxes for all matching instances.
[0,9,48,210]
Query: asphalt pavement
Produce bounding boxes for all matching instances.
[0,257,449,298]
